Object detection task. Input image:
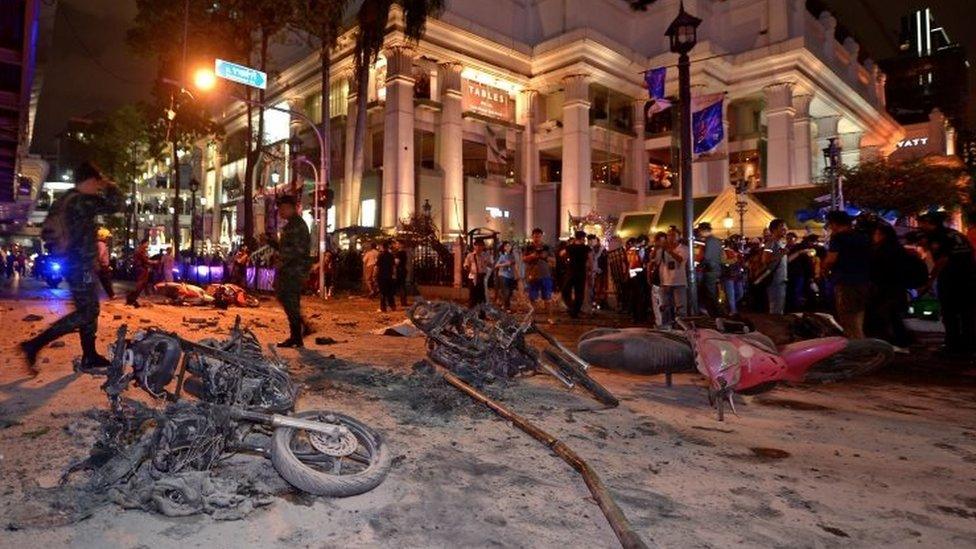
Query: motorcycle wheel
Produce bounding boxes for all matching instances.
[46,277,62,289]
[804,338,893,383]
[271,410,391,497]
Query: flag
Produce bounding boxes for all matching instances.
[644,67,671,113]
[691,93,724,156]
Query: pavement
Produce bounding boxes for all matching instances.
[0,275,974,548]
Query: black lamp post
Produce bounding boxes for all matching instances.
[822,137,842,210]
[666,0,702,314]
[189,178,200,258]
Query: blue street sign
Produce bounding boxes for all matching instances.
[214,58,267,90]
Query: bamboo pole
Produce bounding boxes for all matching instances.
[440,370,650,549]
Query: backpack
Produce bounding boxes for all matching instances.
[900,250,928,289]
[41,191,79,255]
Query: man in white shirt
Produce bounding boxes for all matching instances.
[656,226,688,328]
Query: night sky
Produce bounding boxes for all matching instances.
[30,0,976,159]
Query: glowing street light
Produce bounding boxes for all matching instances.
[193,67,217,92]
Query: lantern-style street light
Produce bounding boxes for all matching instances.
[823,137,843,210]
[666,0,702,314]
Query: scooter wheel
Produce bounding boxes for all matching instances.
[804,338,893,383]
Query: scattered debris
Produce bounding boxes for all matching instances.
[313,336,343,345]
[22,314,43,322]
[49,341,65,348]
[22,426,50,439]
[372,320,422,337]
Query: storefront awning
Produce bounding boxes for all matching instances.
[750,186,824,230]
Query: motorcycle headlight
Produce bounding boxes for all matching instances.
[51,262,61,271]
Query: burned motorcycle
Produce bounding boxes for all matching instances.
[408,299,619,406]
[86,317,391,499]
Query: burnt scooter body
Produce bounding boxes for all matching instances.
[96,317,391,496]
[679,318,889,420]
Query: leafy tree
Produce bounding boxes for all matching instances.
[288,0,349,194]
[84,104,165,244]
[348,0,444,226]
[834,157,968,219]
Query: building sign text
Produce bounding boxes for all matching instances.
[462,79,513,121]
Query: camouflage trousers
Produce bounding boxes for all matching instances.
[30,270,100,355]
[275,275,304,341]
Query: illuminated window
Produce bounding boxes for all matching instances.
[360,199,377,227]
[485,206,510,219]
[327,205,336,232]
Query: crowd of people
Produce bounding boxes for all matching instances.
[0,245,28,279]
[439,213,974,355]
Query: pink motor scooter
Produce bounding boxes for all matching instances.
[677,319,892,420]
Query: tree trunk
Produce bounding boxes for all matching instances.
[253,29,270,243]
[170,139,182,254]
[242,94,255,249]
[349,56,369,226]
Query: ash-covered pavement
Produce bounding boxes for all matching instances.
[1,277,974,548]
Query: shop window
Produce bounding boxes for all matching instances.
[415,130,436,170]
[729,150,762,188]
[371,131,384,169]
[589,85,634,133]
[592,153,624,187]
[305,93,323,125]
[462,139,488,178]
[540,154,562,183]
[329,78,349,117]
[645,101,675,135]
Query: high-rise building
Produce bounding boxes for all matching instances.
[879,8,970,129]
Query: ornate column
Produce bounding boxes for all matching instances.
[518,88,540,236]
[381,45,416,230]
[763,82,795,187]
[631,98,648,208]
[814,114,841,177]
[343,79,358,226]
[438,61,464,236]
[791,93,814,186]
[560,74,591,236]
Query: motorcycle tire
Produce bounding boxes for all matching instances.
[804,338,893,383]
[542,348,619,407]
[271,410,391,497]
[46,277,62,289]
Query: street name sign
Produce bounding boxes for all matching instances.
[214,59,267,90]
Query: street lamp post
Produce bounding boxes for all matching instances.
[823,137,842,210]
[666,1,702,315]
[189,178,200,258]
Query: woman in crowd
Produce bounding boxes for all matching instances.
[494,241,518,312]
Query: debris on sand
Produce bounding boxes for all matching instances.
[22,314,43,322]
[371,320,421,337]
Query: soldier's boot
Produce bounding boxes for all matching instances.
[277,317,305,348]
[78,331,111,371]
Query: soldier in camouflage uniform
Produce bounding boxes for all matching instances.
[271,195,311,348]
[21,162,124,375]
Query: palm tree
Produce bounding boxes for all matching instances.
[348,0,444,226]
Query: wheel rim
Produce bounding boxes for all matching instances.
[288,413,381,477]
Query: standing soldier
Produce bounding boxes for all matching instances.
[20,162,124,374]
[272,195,311,348]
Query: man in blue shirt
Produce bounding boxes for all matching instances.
[823,211,870,338]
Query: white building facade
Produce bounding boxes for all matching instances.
[206,0,904,243]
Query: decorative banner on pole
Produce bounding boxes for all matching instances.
[644,67,671,113]
[691,93,725,156]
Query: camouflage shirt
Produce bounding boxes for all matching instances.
[275,214,311,279]
[64,184,124,277]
